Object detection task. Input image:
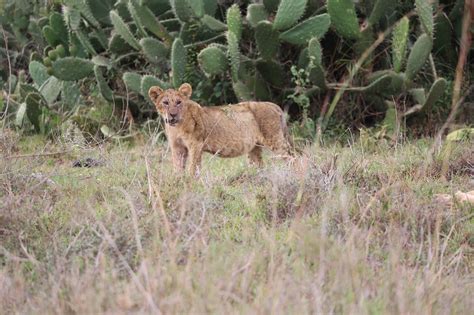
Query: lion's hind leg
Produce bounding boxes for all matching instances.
[248,146,263,167]
[265,132,292,159]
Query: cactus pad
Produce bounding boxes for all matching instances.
[256,60,284,86]
[392,17,409,73]
[232,81,252,101]
[255,21,279,60]
[327,0,360,40]
[128,1,172,46]
[123,72,143,94]
[39,76,61,105]
[51,57,94,81]
[406,34,433,80]
[94,66,113,101]
[227,4,242,41]
[110,10,140,50]
[140,37,169,63]
[198,45,228,76]
[171,38,187,88]
[141,75,169,102]
[308,38,322,67]
[246,4,269,28]
[25,92,45,132]
[273,0,308,31]
[29,61,50,87]
[226,32,240,82]
[279,13,330,45]
[171,0,193,22]
[422,78,447,112]
[415,0,434,38]
[201,14,227,31]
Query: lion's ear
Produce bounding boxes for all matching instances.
[178,83,192,99]
[148,86,164,103]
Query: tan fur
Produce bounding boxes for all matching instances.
[149,83,291,175]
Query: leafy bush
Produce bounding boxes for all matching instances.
[0,0,467,138]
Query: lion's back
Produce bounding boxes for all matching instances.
[200,105,263,157]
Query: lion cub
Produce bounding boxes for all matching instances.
[149,83,291,175]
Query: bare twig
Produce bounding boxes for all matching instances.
[429,0,473,156]
[3,150,73,159]
[1,26,13,127]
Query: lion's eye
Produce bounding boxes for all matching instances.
[176,100,182,107]
[163,100,169,107]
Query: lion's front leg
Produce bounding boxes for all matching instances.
[171,142,188,173]
[187,143,203,177]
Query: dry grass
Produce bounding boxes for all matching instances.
[1,131,473,314]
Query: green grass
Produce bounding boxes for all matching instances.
[1,130,473,314]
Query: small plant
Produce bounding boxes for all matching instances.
[287,65,315,142]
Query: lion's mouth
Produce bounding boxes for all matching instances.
[166,118,179,126]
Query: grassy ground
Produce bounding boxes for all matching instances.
[1,130,473,314]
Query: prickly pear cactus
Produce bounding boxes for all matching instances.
[3,0,452,135]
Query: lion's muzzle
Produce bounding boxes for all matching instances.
[165,113,180,126]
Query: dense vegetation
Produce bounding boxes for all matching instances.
[1,0,472,141]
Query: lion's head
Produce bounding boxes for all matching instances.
[148,83,192,126]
